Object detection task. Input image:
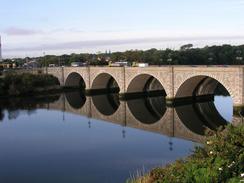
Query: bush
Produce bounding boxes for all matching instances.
[0,73,60,96]
[138,124,244,183]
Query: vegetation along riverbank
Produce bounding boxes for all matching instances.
[0,73,61,97]
[128,124,244,183]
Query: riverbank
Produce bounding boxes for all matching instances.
[0,73,63,98]
[128,124,244,183]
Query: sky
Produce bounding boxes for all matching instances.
[1,0,244,58]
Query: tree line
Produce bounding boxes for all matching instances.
[3,44,244,67]
[0,73,60,96]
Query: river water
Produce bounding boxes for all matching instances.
[0,92,233,183]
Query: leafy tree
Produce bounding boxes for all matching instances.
[4,44,244,66]
[180,44,193,51]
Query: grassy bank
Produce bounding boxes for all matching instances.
[0,73,61,97]
[128,124,244,183]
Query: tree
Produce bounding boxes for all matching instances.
[180,44,193,51]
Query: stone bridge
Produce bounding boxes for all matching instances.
[43,66,244,106]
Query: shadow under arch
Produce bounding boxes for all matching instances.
[91,73,120,94]
[65,91,86,109]
[92,93,120,116]
[65,72,86,89]
[127,96,167,124]
[126,74,166,99]
[175,75,230,99]
[175,75,232,135]
[50,75,61,86]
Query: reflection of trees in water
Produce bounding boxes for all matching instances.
[92,93,120,116]
[8,109,37,120]
[0,108,4,121]
[127,96,166,124]
[8,110,20,120]
[0,94,61,121]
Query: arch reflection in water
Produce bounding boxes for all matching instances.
[175,99,230,136]
[65,91,86,109]
[92,93,120,116]
[127,96,166,124]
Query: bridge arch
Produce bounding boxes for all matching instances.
[48,75,61,86]
[126,74,167,96]
[91,73,120,93]
[65,72,86,89]
[175,75,232,99]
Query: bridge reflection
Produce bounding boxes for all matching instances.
[175,101,229,136]
[65,91,86,109]
[0,91,240,143]
[127,96,166,124]
[92,93,120,116]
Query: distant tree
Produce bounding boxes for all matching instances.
[4,44,244,66]
[180,44,193,51]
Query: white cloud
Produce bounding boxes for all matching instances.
[2,26,244,58]
[3,35,244,58]
[3,27,44,36]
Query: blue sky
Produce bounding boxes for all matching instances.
[1,0,244,58]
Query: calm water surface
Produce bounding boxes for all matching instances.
[0,93,233,183]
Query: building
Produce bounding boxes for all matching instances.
[109,61,128,67]
[23,60,40,68]
[71,62,86,67]
[132,62,149,67]
[0,63,16,69]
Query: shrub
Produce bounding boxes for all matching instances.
[0,73,60,96]
[134,124,244,183]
